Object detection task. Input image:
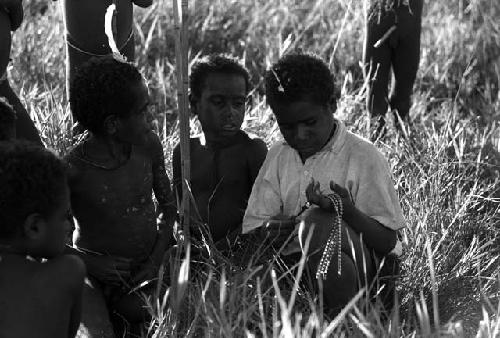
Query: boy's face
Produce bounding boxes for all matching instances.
[114,80,151,145]
[40,185,72,258]
[273,99,335,160]
[192,73,247,140]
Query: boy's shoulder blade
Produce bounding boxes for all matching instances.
[42,255,86,288]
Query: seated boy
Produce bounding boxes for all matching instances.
[0,141,85,338]
[363,0,423,139]
[0,4,43,145]
[243,53,405,315]
[0,97,16,140]
[66,56,176,334]
[172,54,267,250]
[56,0,153,99]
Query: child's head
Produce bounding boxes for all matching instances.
[70,56,151,145]
[0,97,16,141]
[189,54,250,139]
[0,142,71,258]
[265,53,337,160]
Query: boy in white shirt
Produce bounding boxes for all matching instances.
[242,53,405,314]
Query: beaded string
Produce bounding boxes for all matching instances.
[316,193,343,280]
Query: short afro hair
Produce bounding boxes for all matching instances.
[265,53,336,108]
[70,56,143,135]
[0,97,16,141]
[189,54,251,99]
[0,141,68,239]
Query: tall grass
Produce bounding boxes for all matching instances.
[9,0,500,336]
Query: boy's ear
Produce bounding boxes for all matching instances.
[23,213,45,240]
[327,97,337,114]
[188,93,198,116]
[104,115,119,135]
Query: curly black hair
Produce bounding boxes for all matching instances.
[0,141,67,239]
[0,97,16,141]
[265,53,336,109]
[69,56,143,135]
[189,54,250,99]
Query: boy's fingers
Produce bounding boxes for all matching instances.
[329,181,347,197]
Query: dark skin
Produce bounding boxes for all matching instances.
[57,0,153,98]
[262,98,397,256]
[0,186,86,338]
[0,0,23,31]
[173,72,267,245]
[66,80,175,324]
[0,9,43,145]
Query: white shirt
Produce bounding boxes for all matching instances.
[242,119,405,254]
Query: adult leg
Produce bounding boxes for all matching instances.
[299,207,376,316]
[363,8,394,120]
[0,79,43,145]
[389,0,423,122]
[0,11,42,145]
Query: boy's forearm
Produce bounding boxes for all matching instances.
[342,204,397,255]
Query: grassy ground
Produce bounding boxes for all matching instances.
[9,0,500,336]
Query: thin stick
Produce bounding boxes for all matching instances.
[172,0,191,242]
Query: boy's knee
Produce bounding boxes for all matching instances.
[299,207,335,256]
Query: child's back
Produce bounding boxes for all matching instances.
[0,141,85,338]
[0,255,85,338]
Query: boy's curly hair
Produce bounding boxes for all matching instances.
[69,56,143,135]
[0,97,16,141]
[0,141,67,238]
[189,54,250,99]
[265,53,336,108]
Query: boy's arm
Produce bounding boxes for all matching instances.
[47,255,86,338]
[327,181,397,254]
[247,138,268,184]
[147,132,176,246]
[132,0,153,8]
[242,145,283,234]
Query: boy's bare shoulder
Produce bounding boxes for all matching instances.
[245,134,267,151]
[143,131,163,155]
[64,142,86,181]
[41,255,86,289]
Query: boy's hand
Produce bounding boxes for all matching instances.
[81,254,132,285]
[261,214,298,248]
[131,249,165,286]
[1,0,23,31]
[306,179,332,210]
[329,180,354,212]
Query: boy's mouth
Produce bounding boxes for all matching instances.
[221,124,238,131]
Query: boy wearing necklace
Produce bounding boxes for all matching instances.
[172,54,267,251]
[0,142,85,338]
[243,53,405,315]
[65,56,176,335]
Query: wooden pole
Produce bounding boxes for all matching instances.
[173,0,191,243]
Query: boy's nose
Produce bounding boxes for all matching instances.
[295,124,308,141]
